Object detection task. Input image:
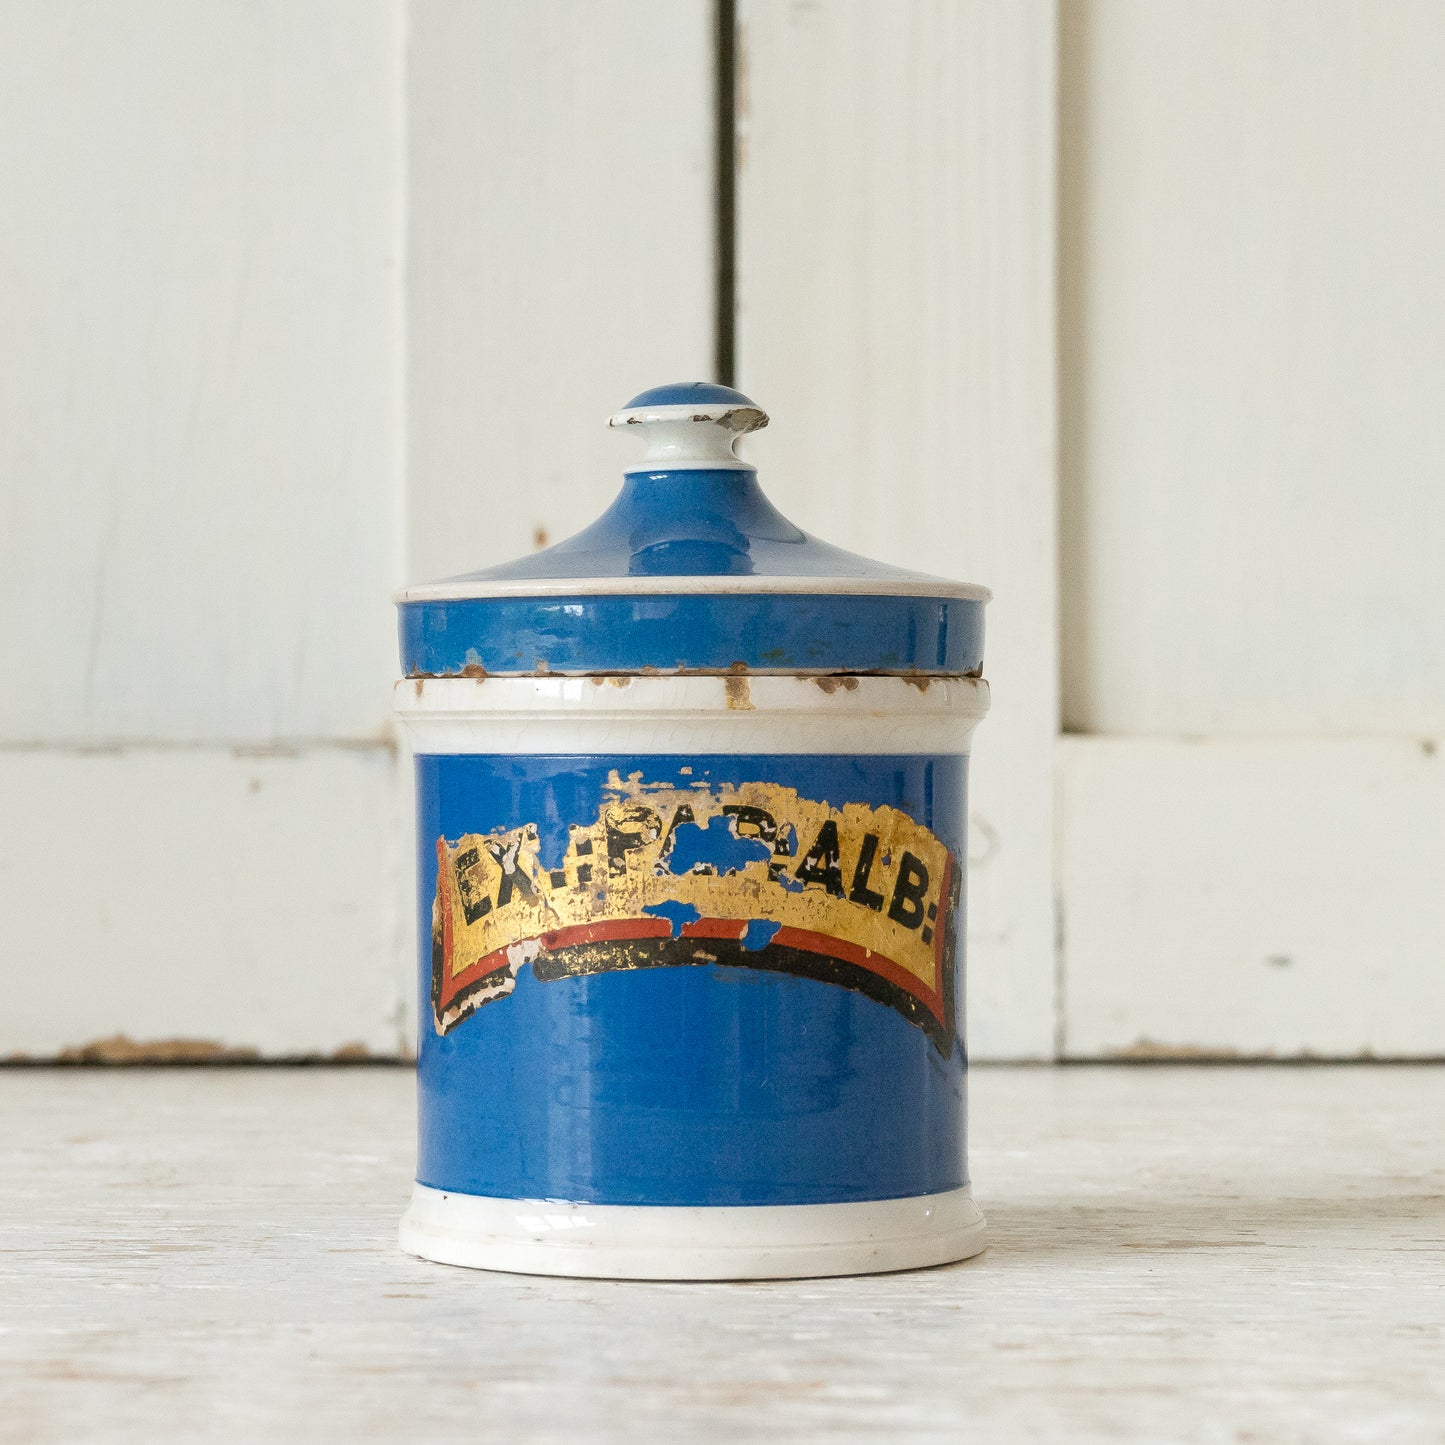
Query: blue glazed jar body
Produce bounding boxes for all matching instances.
[414,747,970,1208]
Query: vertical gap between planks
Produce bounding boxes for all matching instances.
[1052,0,1070,1057]
[714,0,737,386]
[1056,0,1089,737]
[394,0,414,1057]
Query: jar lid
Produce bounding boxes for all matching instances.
[397,383,989,677]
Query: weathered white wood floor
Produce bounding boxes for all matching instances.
[2,1066,1441,1443]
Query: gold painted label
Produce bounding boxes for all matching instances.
[433,773,958,1050]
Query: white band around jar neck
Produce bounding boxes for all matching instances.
[394,673,988,757]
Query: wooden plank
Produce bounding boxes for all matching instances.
[1060,0,1445,734]
[4,1065,1444,1439]
[0,747,403,1061]
[406,0,716,586]
[1058,736,1445,1059]
[735,1,1059,1058]
[0,1,403,744]
[403,0,715,1054]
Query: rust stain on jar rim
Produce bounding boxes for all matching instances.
[407,666,984,684]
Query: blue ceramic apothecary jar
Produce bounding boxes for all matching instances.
[394,383,990,1279]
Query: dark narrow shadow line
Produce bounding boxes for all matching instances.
[715,0,737,386]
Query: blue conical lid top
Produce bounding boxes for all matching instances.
[397,384,988,677]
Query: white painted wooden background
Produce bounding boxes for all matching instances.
[1057,0,1445,1058]
[0,0,406,1061]
[1,0,1440,1062]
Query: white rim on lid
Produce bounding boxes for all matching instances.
[396,574,993,603]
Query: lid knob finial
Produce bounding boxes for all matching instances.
[608,382,768,472]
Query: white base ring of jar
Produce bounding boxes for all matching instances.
[399,1183,985,1280]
